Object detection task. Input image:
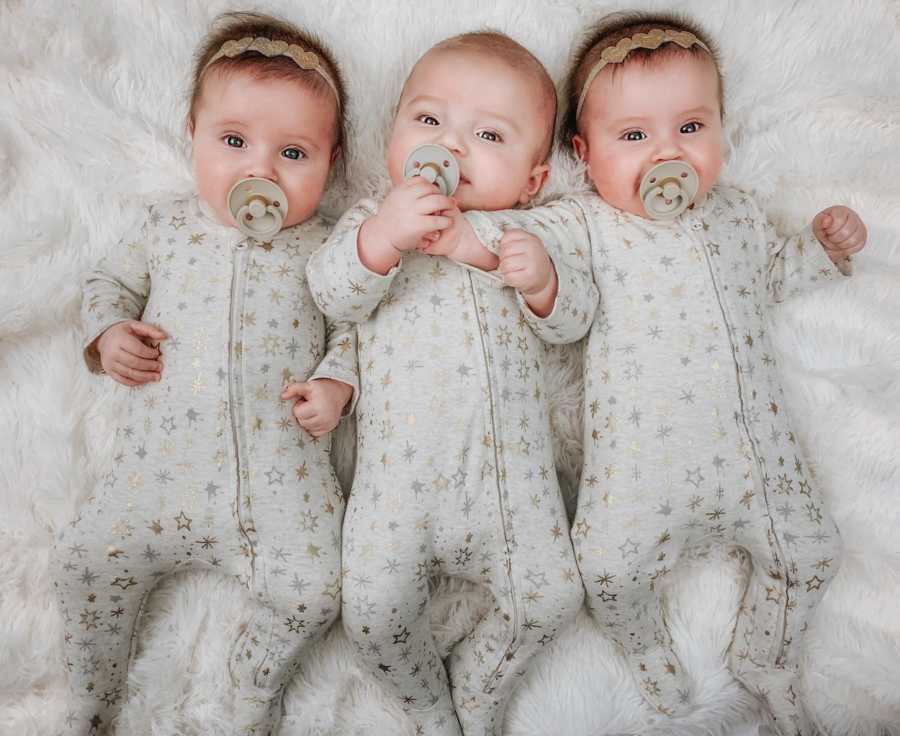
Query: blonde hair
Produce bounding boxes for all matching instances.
[563,12,723,146]
[188,11,347,151]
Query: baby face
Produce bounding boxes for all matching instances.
[573,53,723,218]
[387,48,550,212]
[190,68,337,230]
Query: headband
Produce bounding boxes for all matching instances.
[203,36,341,108]
[575,28,711,119]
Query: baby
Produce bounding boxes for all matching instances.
[306,32,596,736]
[486,11,866,736]
[52,12,357,736]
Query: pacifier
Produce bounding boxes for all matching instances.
[403,143,460,196]
[227,178,288,240]
[639,161,699,220]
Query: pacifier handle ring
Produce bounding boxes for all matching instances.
[639,161,699,220]
[227,177,289,239]
[403,144,460,197]
[236,202,284,237]
[417,162,441,185]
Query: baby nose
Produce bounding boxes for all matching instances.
[246,156,278,181]
[439,129,467,155]
[651,136,682,162]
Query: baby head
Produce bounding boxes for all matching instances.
[388,31,557,212]
[188,12,346,229]
[564,12,724,218]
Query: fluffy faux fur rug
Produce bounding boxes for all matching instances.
[1,1,899,734]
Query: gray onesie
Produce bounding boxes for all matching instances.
[502,187,844,736]
[52,197,358,736]
[305,199,597,736]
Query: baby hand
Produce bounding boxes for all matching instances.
[281,378,353,437]
[498,229,555,295]
[367,178,456,253]
[812,205,867,265]
[419,202,464,256]
[96,320,167,387]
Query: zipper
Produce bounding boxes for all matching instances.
[228,239,257,562]
[693,222,789,664]
[467,271,520,683]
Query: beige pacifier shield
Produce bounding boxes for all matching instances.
[403,143,460,196]
[227,178,288,240]
[639,161,699,220]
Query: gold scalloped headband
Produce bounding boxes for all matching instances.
[203,36,341,108]
[575,28,711,119]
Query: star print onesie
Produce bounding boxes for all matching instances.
[504,186,845,736]
[52,197,358,736]
[305,199,597,736]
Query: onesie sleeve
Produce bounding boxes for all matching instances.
[464,197,598,344]
[306,198,400,323]
[308,318,360,416]
[81,205,155,373]
[759,205,850,303]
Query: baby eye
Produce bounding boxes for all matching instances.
[476,130,502,143]
[417,114,439,126]
[680,121,702,134]
[622,130,646,142]
[224,134,245,148]
[281,147,306,161]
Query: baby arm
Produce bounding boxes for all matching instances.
[357,178,455,274]
[282,318,358,437]
[464,198,599,343]
[763,201,863,302]
[307,191,450,323]
[418,204,500,272]
[83,205,167,385]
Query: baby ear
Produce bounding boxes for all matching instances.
[330,145,342,165]
[572,133,589,164]
[519,162,550,205]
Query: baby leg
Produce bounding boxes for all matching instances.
[729,502,841,735]
[226,485,343,735]
[574,506,694,718]
[52,503,172,735]
[447,537,583,736]
[341,499,462,736]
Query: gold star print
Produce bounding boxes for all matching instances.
[149,520,163,535]
[573,519,591,538]
[174,511,192,531]
[323,576,341,600]
[111,520,134,539]
[295,462,308,480]
[306,543,321,558]
[805,575,824,592]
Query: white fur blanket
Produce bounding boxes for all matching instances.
[1,1,899,735]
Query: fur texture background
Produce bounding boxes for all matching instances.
[1,1,899,734]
